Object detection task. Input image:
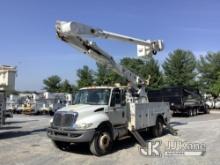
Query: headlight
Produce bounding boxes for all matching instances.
[75,123,93,129]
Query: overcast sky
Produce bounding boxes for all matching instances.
[1,0,220,91]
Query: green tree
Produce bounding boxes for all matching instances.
[121,57,163,88]
[197,52,220,95]
[95,63,125,86]
[120,57,145,77]
[60,80,75,93]
[210,72,220,96]
[95,63,109,85]
[162,49,196,86]
[43,75,61,92]
[77,65,94,88]
[142,58,163,89]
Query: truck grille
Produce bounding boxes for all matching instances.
[53,112,77,127]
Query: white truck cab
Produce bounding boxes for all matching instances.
[48,86,171,155]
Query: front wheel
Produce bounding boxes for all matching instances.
[89,128,113,156]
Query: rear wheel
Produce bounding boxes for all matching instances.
[151,118,163,137]
[188,109,193,117]
[193,109,197,116]
[195,108,199,116]
[89,127,113,156]
[204,108,210,114]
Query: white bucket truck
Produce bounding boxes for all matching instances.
[47,21,172,155]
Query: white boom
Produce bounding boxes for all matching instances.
[55,21,164,89]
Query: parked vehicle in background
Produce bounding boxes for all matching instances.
[39,99,65,115]
[39,92,72,115]
[147,86,209,117]
[4,108,13,118]
[7,92,72,115]
[4,110,13,118]
[6,102,16,117]
[6,102,17,113]
[205,99,215,109]
[215,98,220,109]
[15,105,23,114]
[22,103,35,114]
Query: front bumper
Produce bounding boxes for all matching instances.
[47,127,95,143]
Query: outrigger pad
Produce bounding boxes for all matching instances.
[165,123,178,136]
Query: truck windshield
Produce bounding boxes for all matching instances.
[73,89,111,105]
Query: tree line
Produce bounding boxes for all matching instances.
[43,49,220,97]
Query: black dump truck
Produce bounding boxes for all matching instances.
[147,86,209,116]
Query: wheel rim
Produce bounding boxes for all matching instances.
[98,132,111,151]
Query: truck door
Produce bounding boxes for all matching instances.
[108,88,127,125]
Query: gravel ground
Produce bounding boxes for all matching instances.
[0,110,220,165]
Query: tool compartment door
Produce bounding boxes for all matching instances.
[128,102,170,130]
[147,102,170,126]
[128,103,149,130]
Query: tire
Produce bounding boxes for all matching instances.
[205,108,210,114]
[192,109,195,116]
[52,140,70,150]
[193,109,197,116]
[195,108,198,116]
[89,127,113,156]
[151,118,163,137]
[188,109,193,117]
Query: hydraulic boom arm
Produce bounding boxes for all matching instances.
[55,21,164,87]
